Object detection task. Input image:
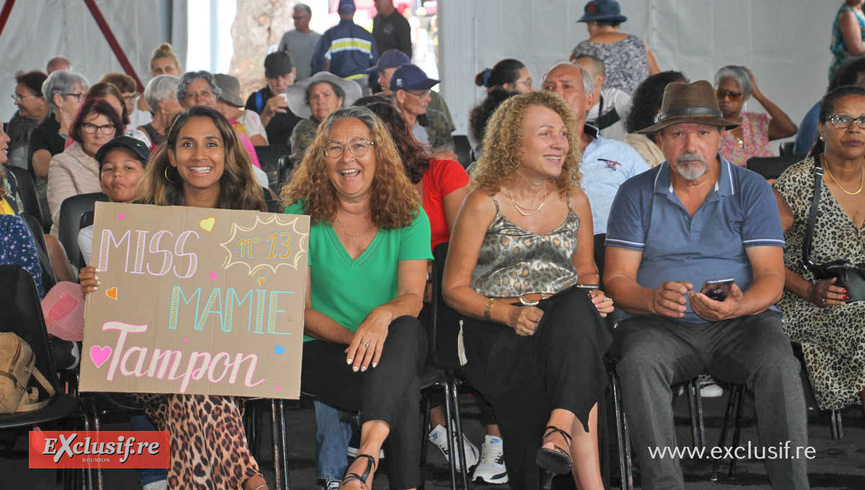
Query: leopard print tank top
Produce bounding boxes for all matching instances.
[470,196,580,297]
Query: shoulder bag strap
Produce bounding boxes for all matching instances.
[802,157,824,271]
[15,368,56,413]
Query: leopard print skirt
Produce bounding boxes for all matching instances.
[131,394,261,489]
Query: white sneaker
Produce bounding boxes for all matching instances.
[472,435,508,484]
[428,424,479,471]
[142,481,167,490]
[698,375,724,398]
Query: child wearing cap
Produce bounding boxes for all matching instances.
[77,136,150,263]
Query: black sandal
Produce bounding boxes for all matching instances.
[340,454,376,490]
[536,425,573,488]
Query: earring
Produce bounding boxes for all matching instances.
[164,166,180,184]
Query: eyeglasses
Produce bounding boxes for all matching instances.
[183,90,214,101]
[324,138,375,158]
[61,92,86,102]
[715,89,743,101]
[10,93,38,103]
[827,114,865,130]
[515,78,533,88]
[292,15,308,20]
[405,89,430,99]
[122,93,137,103]
[81,123,117,135]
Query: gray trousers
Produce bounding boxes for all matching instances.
[613,311,809,490]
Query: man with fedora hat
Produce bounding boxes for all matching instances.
[390,63,455,159]
[604,81,809,489]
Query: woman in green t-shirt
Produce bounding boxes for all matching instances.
[281,106,431,490]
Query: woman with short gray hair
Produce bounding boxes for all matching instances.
[30,70,90,217]
[138,75,182,146]
[177,70,222,107]
[714,65,798,167]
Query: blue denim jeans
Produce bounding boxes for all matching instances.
[130,414,168,485]
[314,400,356,483]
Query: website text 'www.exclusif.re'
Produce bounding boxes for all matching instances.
[648,441,816,461]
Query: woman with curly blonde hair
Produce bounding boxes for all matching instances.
[443,90,612,490]
[283,106,431,490]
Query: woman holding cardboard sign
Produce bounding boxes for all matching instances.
[79,106,271,490]
[281,106,431,490]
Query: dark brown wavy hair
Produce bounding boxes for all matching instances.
[280,106,420,229]
[136,106,266,211]
[471,90,581,196]
[354,98,430,184]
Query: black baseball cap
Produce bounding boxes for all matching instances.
[95,136,151,169]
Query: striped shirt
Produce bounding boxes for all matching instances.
[310,19,377,80]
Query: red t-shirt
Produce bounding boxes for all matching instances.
[422,159,469,249]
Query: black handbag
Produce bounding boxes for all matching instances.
[801,159,865,303]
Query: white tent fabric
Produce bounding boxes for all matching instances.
[0,0,186,119]
[440,0,834,137]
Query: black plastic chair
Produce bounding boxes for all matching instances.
[746,155,800,180]
[255,144,291,191]
[418,242,471,489]
[244,398,294,490]
[452,136,473,169]
[6,165,49,231]
[277,155,296,190]
[22,213,57,292]
[57,193,108,269]
[0,265,89,488]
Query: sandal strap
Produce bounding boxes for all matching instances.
[542,426,573,451]
[342,453,377,485]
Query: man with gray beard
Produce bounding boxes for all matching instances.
[603,81,809,489]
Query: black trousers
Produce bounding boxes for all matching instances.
[302,315,428,489]
[461,288,612,490]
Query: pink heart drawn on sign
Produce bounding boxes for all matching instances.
[117,213,125,220]
[90,345,112,368]
[209,272,218,280]
[275,385,281,391]
[183,338,189,344]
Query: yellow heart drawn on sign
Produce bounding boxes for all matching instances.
[199,217,216,232]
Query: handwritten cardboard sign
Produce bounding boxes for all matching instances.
[79,202,309,399]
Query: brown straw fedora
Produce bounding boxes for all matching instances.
[638,80,740,134]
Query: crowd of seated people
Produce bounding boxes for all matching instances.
[4,1,865,490]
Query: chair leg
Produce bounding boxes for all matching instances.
[448,375,471,489]
[442,382,458,490]
[420,395,431,490]
[728,385,745,478]
[270,399,291,490]
[686,380,699,448]
[830,409,843,440]
[609,368,633,490]
[695,382,705,450]
[711,384,739,482]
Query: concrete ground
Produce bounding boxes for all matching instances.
[2,390,864,489]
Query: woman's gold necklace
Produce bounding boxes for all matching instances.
[507,185,547,216]
[823,161,865,195]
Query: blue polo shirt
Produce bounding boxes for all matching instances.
[580,129,650,234]
[605,157,784,323]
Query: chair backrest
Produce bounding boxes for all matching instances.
[430,242,462,370]
[452,135,473,169]
[779,141,795,156]
[594,233,606,289]
[277,154,296,190]
[746,155,800,180]
[255,144,291,190]
[0,265,63,395]
[6,165,47,231]
[58,192,107,269]
[263,187,282,213]
[23,213,57,292]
